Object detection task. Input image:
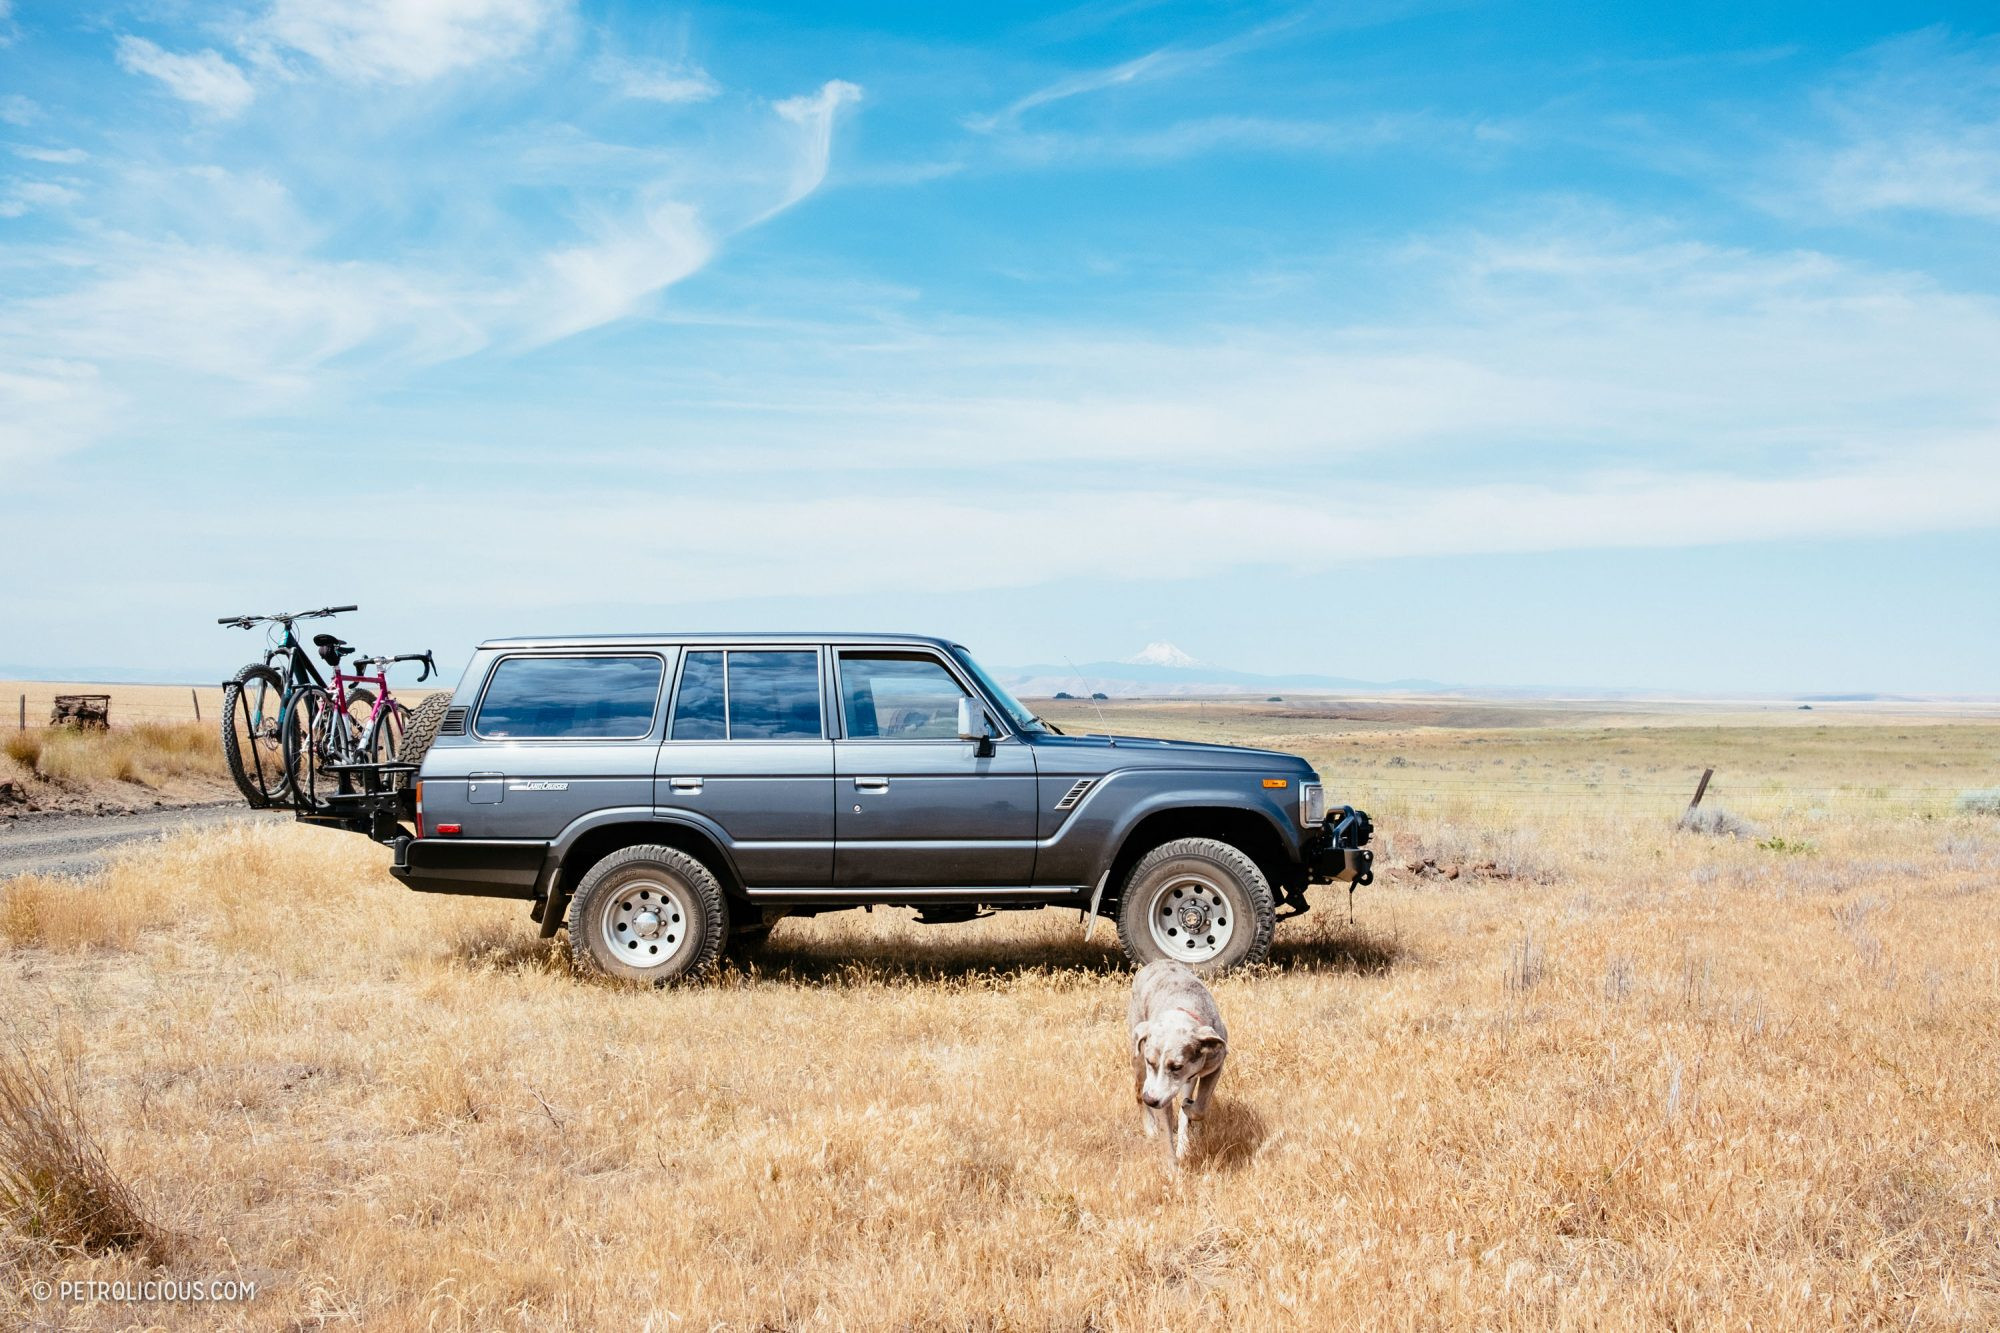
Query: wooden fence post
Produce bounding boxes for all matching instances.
[1686,767,1714,812]
[16,694,23,731]
[191,689,202,722]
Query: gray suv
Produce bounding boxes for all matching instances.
[341,634,1372,982]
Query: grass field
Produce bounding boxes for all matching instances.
[1,699,1998,1328]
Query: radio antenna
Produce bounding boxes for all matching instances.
[1065,656,1111,737]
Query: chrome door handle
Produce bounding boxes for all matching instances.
[852,777,889,793]
[668,776,704,793]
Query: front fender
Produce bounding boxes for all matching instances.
[1034,770,1305,888]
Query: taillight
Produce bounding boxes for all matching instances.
[414,780,425,839]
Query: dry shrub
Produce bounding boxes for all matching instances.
[1677,804,1758,838]
[2,732,41,769]
[0,1035,164,1263]
[1398,820,1554,882]
[29,721,224,786]
[1957,788,2000,817]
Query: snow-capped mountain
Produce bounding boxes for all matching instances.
[1123,641,1203,668]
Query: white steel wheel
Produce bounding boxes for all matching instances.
[1142,873,1236,964]
[597,878,693,970]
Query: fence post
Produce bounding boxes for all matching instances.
[191,689,202,722]
[1686,767,1714,812]
[16,694,22,731]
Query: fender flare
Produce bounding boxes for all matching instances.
[1084,789,1300,891]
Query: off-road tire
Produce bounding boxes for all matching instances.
[220,662,287,808]
[1114,837,1276,975]
[567,845,728,985]
[395,692,454,774]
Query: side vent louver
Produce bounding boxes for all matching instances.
[1055,779,1094,811]
[438,707,468,736]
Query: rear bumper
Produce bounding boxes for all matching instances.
[389,836,546,899]
[1305,806,1374,886]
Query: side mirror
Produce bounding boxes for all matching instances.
[956,696,990,742]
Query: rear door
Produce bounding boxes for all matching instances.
[831,648,1038,888]
[442,651,670,840]
[656,647,835,888]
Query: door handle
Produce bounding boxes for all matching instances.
[852,777,889,793]
[668,776,704,793]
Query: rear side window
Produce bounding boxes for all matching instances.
[475,656,664,739]
[671,650,824,741]
[838,651,968,739]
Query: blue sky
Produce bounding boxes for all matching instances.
[2,0,1997,692]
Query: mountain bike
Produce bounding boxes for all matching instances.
[218,605,357,808]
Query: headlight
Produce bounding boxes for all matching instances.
[1300,781,1325,825]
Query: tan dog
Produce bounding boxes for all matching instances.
[1128,959,1228,1167]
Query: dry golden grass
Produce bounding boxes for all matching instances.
[0,705,1997,1328]
[0,721,226,789]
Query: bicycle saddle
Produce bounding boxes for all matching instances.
[313,633,354,665]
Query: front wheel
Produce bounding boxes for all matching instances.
[567,846,729,985]
[220,663,288,808]
[1114,837,1276,975]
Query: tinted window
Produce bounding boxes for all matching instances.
[475,656,662,739]
[671,651,727,739]
[839,652,967,739]
[671,650,823,740]
[728,651,823,740]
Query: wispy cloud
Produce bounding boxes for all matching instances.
[965,9,1306,132]
[597,55,720,104]
[249,0,567,84]
[114,37,256,117]
[1799,28,2000,220]
[0,179,77,217]
[12,145,88,164]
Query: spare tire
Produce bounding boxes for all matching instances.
[396,692,454,775]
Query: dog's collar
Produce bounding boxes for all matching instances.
[1173,1007,1212,1028]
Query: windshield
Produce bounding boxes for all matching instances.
[950,645,1048,734]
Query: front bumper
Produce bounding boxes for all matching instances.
[1306,805,1374,886]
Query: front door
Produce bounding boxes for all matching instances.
[655,647,834,888]
[831,648,1038,888]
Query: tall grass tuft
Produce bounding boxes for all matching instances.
[2,731,41,770]
[0,1035,165,1263]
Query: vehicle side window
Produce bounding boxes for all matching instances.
[838,652,967,740]
[727,651,823,739]
[671,650,823,740]
[671,651,727,740]
[475,655,663,739]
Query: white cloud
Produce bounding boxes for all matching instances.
[256,0,565,84]
[115,37,256,117]
[599,56,719,104]
[1801,29,2000,220]
[768,80,862,215]
[12,146,88,164]
[0,180,79,217]
[0,95,36,127]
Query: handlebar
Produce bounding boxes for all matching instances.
[217,604,358,628]
[352,651,437,682]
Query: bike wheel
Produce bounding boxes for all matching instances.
[367,699,408,768]
[221,663,289,808]
[282,686,348,813]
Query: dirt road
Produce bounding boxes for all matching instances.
[0,804,285,879]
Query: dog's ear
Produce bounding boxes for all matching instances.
[1131,1021,1151,1052]
[1195,1025,1226,1055]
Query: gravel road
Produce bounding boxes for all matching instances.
[0,804,286,879]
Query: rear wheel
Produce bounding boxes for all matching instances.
[221,663,288,808]
[1114,837,1276,975]
[567,846,728,985]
